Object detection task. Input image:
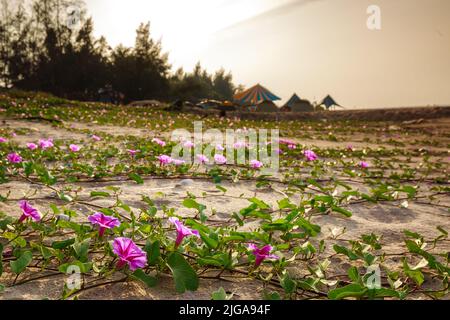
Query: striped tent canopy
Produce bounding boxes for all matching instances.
[321,95,343,109]
[234,84,281,106]
[283,93,302,108]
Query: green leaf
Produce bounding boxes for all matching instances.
[52,238,76,249]
[403,259,424,286]
[248,197,270,210]
[232,213,244,226]
[132,269,157,288]
[144,240,160,265]
[72,238,90,262]
[129,173,144,184]
[0,283,4,293]
[295,218,321,236]
[10,251,33,274]
[328,284,367,300]
[90,191,110,198]
[403,230,422,239]
[200,231,219,249]
[263,291,281,300]
[333,244,359,260]
[211,287,233,300]
[215,185,227,193]
[280,272,296,294]
[49,204,60,214]
[183,198,206,212]
[166,252,199,293]
[348,266,361,283]
[331,206,352,217]
[277,198,295,210]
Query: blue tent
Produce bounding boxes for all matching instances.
[284,93,302,108]
[321,95,343,110]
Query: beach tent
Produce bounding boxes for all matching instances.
[283,93,314,112]
[234,84,281,111]
[320,95,343,110]
[254,100,279,113]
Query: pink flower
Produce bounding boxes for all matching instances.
[172,159,186,166]
[183,141,194,148]
[128,149,139,157]
[38,139,54,149]
[359,161,369,168]
[157,154,173,165]
[248,244,279,267]
[11,132,16,137]
[169,217,200,248]
[275,148,283,155]
[112,237,147,271]
[18,200,41,222]
[27,143,38,150]
[347,145,354,151]
[197,154,209,164]
[250,159,263,169]
[288,144,296,150]
[7,152,22,164]
[69,144,81,152]
[216,144,225,151]
[92,135,101,141]
[233,141,247,149]
[0,137,7,143]
[88,212,121,237]
[304,150,318,161]
[214,154,227,165]
[152,138,166,147]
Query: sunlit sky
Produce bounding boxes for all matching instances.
[86,0,450,108]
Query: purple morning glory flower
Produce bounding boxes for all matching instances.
[304,150,318,161]
[248,243,279,267]
[250,159,263,169]
[169,217,200,248]
[359,161,369,168]
[152,138,166,147]
[196,154,209,164]
[214,154,227,165]
[18,200,41,222]
[69,144,81,152]
[157,154,173,165]
[112,237,147,271]
[38,139,54,149]
[7,152,22,164]
[27,142,38,150]
[127,149,139,157]
[172,159,186,166]
[88,212,121,237]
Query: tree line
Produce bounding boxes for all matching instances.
[0,0,240,103]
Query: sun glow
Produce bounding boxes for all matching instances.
[87,0,289,69]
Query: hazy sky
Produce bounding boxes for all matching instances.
[86,0,450,108]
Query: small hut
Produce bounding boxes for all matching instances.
[234,84,281,113]
[320,95,343,110]
[282,93,314,112]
